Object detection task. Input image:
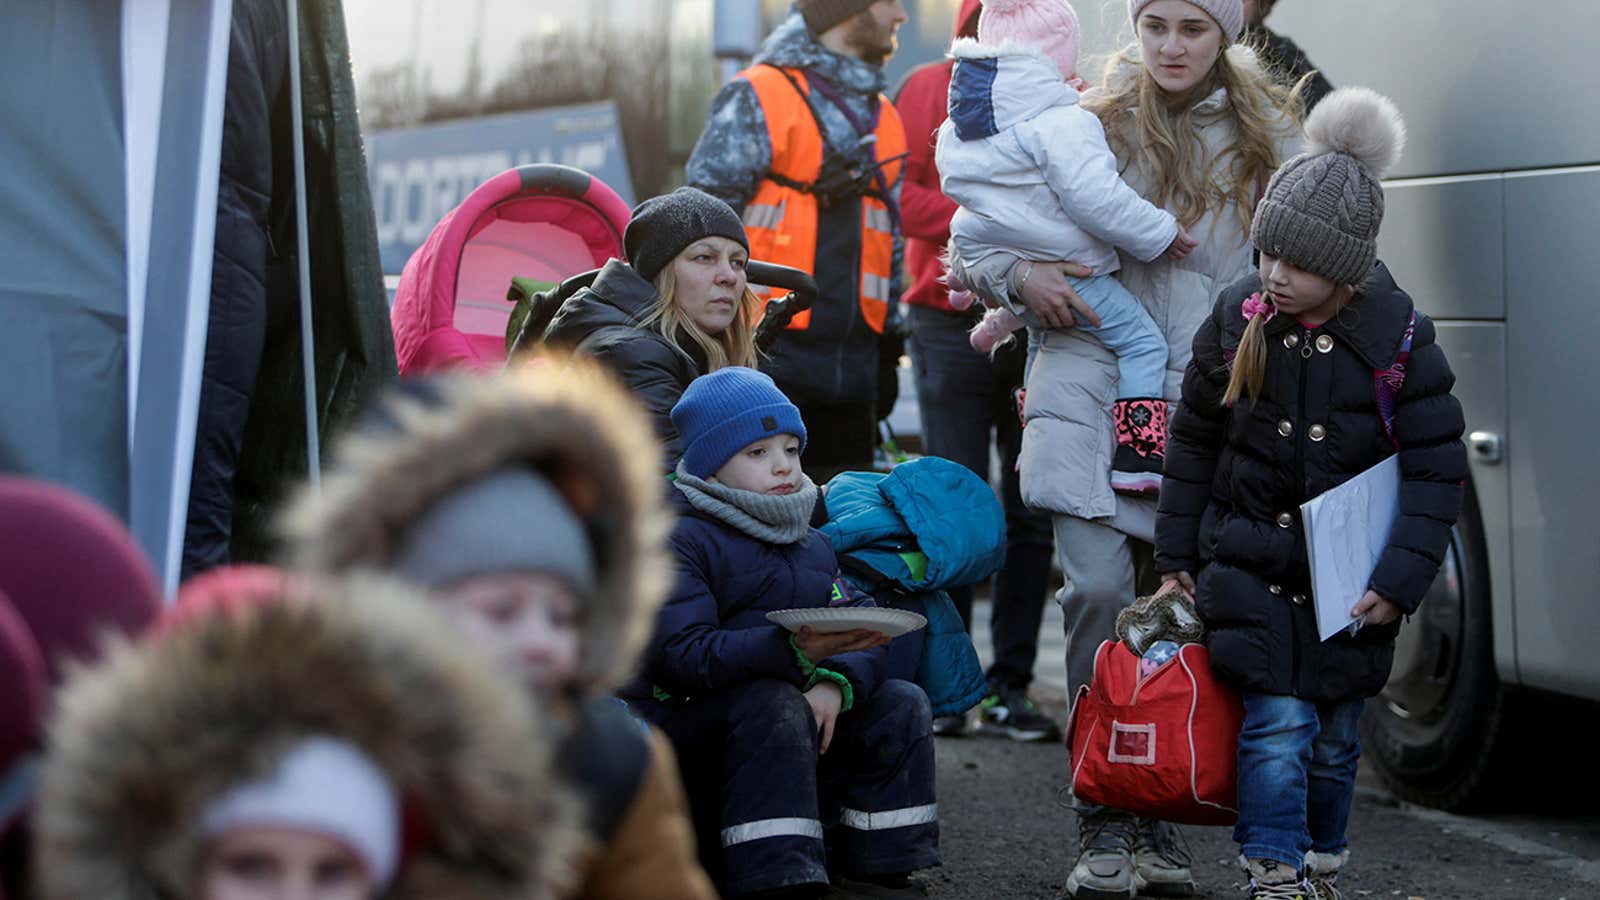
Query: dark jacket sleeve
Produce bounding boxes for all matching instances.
[1264,30,1335,110]
[1367,315,1467,613]
[892,65,959,247]
[813,579,888,706]
[645,531,806,694]
[1155,303,1231,574]
[685,78,770,213]
[583,332,689,466]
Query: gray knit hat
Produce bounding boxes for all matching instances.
[798,0,880,34]
[1251,87,1407,286]
[1129,0,1244,42]
[624,187,749,284]
[391,467,596,593]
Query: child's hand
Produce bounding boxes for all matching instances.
[795,626,889,664]
[1351,590,1403,627]
[803,682,844,754]
[1158,571,1195,600]
[1165,228,1198,260]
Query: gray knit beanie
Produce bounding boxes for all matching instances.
[625,187,749,284]
[798,0,880,34]
[1251,87,1407,286]
[1129,0,1244,42]
[390,467,596,593]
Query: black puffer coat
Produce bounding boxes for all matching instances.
[543,259,709,466]
[1155,263,1466,701]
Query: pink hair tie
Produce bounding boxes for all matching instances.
[1241,292,1276,323]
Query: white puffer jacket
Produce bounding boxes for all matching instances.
[954,49,1303,520]
[935,40,1177,276]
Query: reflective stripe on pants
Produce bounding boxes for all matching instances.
[721,816,825,847]
[838,803,939,831]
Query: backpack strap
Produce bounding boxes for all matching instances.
[1375,311,1416,448]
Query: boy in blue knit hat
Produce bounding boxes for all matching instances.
[625,367,940,900]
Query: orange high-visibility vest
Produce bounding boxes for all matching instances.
[738,64,905,334]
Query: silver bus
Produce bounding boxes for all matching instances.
[345,0,1600,810]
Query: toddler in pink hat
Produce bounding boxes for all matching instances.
[937,0,1197,494]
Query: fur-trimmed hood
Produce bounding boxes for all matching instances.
[281,360,674,694]
[32,577,582,900]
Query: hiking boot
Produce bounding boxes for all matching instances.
[1064,810,1137,899]
[1132,818,1196,897]
[931,707,977,737]
[1243,858,1310,900]
[978,685,1062,742]
[1110,398,1168,495]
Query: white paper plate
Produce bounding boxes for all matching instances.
[766,607,927,638]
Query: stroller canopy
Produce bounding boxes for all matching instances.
[391,164,632,374]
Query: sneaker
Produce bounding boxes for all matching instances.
[1132,819,1196,897]
[978,686,1062,742]
[1304,849,1348,900]
[1064,810,1137,899]
[931,708,977,737]
[1305,875,1342,900]
[1243,858,1309,900]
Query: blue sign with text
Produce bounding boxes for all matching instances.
[365,101,634,275]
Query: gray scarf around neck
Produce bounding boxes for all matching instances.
[673,464,818,545]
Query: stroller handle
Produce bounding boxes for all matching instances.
[747,261,817,353]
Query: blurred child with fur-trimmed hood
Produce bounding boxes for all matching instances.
[283,360,716,900]
[31,571,580,900]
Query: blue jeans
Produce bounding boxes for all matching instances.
[1009,274,1167,399]
[1235,693,1365,869]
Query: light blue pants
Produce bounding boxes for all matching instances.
[1013,273,1167,399]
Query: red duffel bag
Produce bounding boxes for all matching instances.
[1065,640,1243,826]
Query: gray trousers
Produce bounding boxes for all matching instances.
[1055,497,1163,817]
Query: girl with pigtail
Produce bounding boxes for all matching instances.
[1154,88,1467,898]
[949,1,1306,896]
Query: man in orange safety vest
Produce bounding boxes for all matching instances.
[687,0,909,481]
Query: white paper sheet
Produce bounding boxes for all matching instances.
[1300,454,1401,642]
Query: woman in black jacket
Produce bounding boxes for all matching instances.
[1154,90,1466,898]
[541,188,761,466]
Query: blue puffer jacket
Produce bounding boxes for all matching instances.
[822,457,1004,715]
[629,491,887,707]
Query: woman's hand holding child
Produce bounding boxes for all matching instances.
[804,682,844,754]
[1015,260,1099,330]
[1350,590,1402,627]
[794,626,890,663]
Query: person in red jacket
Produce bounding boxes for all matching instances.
[892,0,1059,742]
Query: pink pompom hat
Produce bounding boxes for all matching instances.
[977,0,1082,82]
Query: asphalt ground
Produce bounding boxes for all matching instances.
[915,600,1600,899]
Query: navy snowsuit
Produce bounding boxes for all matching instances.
[628,491,939,896]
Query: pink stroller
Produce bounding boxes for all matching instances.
[389,164,633,374]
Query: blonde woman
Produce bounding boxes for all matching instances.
[542,187,761,469]
[950,1,1305,897]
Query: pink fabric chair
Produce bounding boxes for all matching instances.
[390,164,632,375]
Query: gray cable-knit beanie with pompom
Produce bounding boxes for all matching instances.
[1251,87,1408,285]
